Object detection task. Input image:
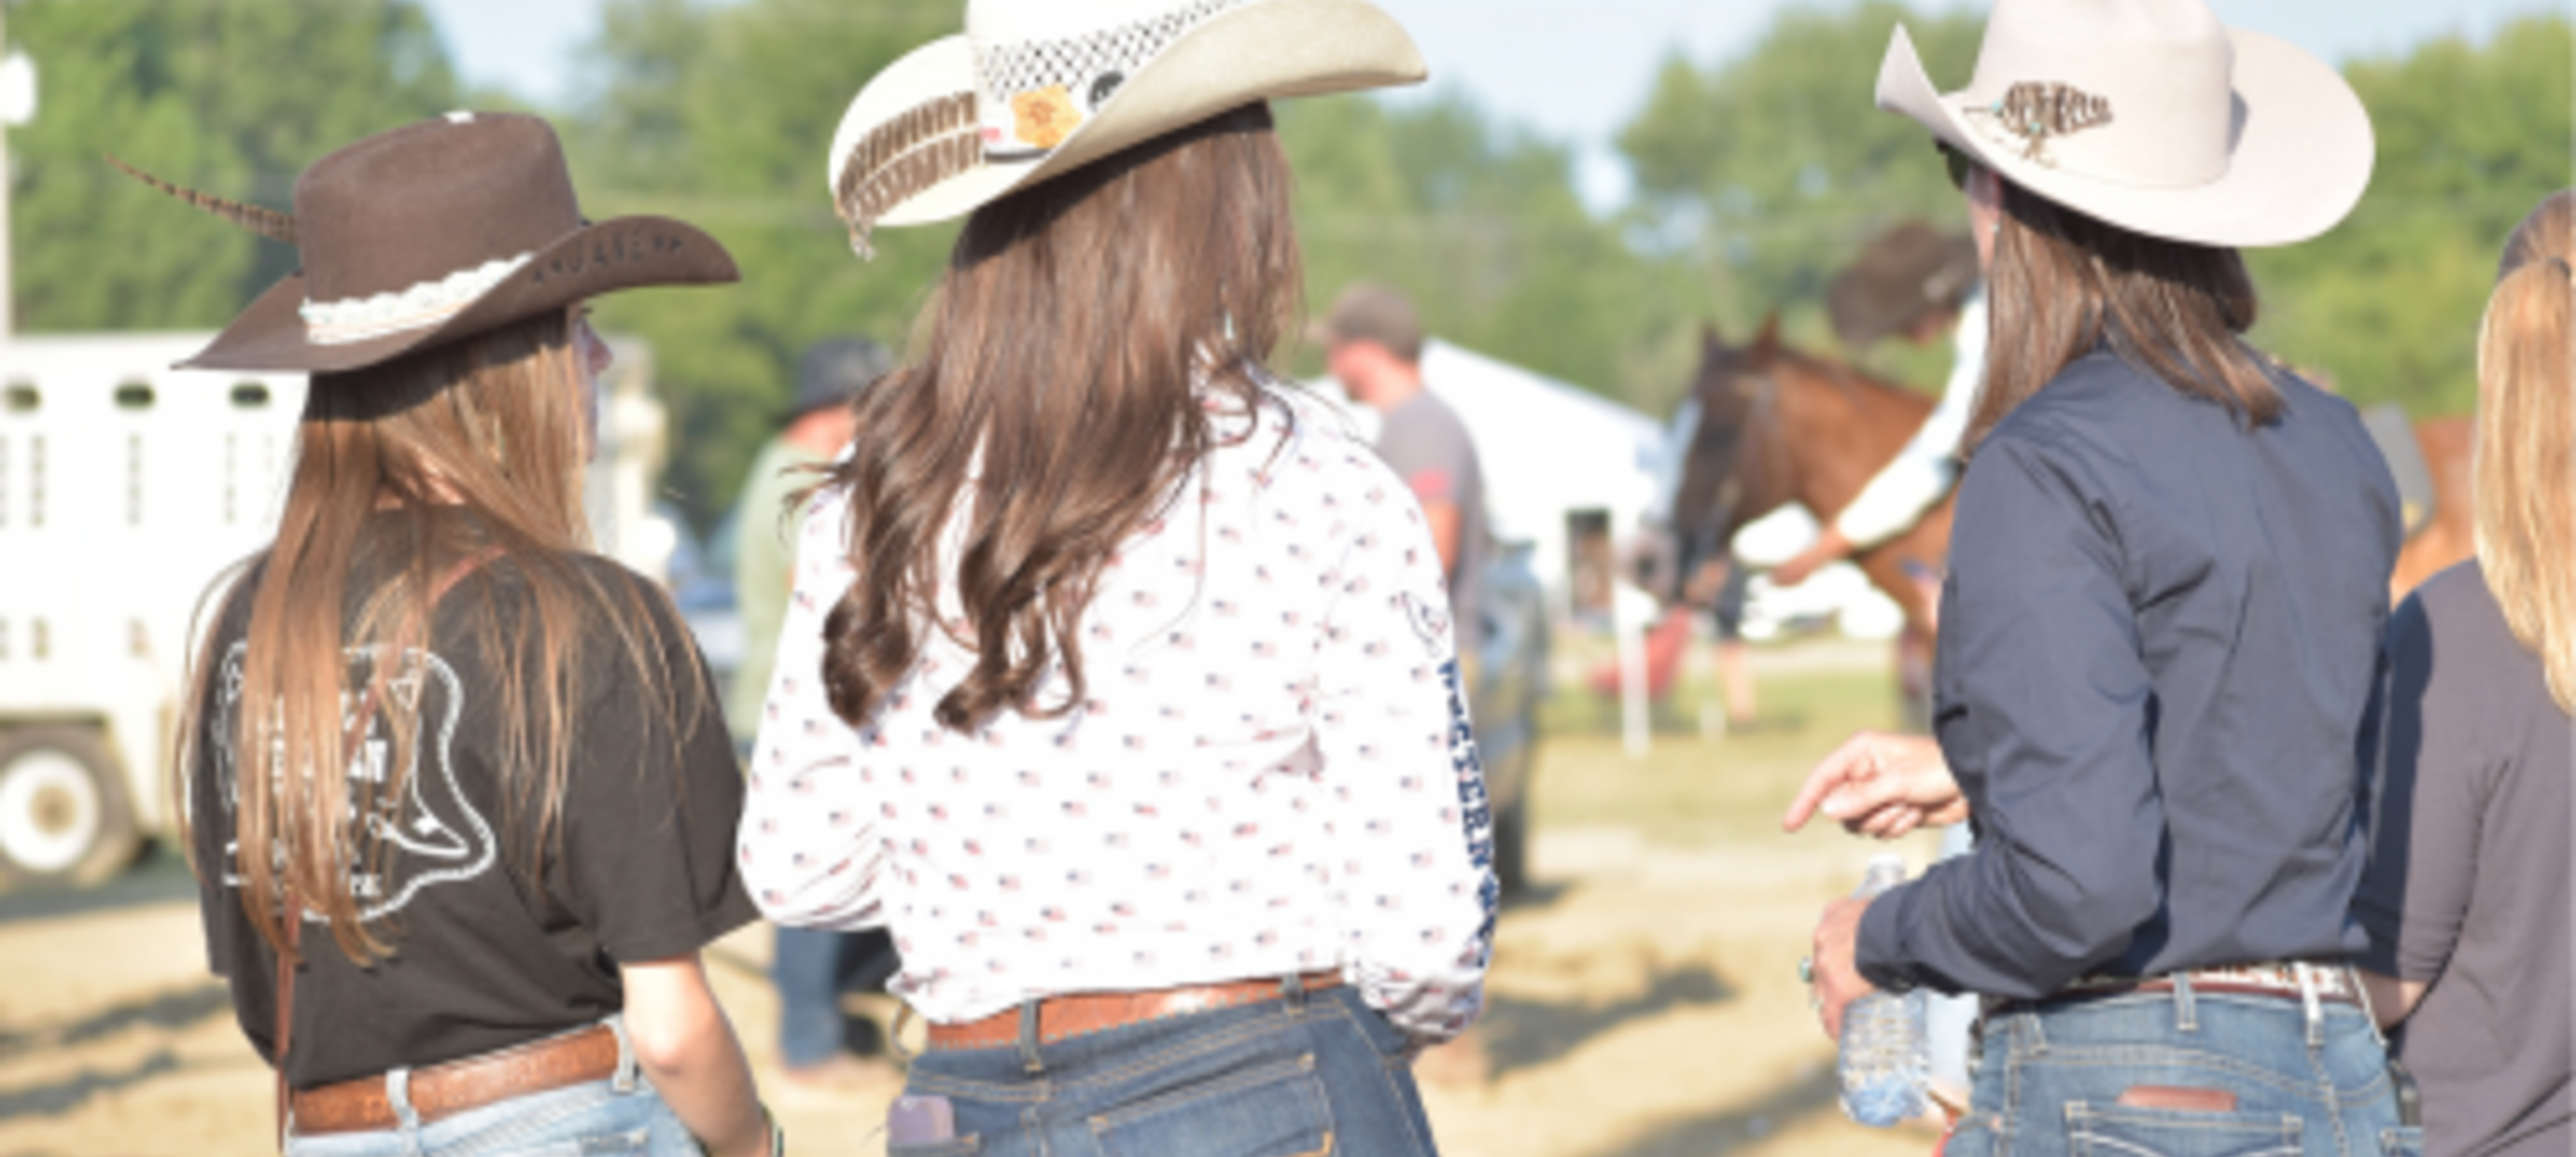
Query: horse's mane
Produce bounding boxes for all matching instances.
[1743,329,1934,413]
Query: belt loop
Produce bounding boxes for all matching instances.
[1017,999,1045,1076]
[2347,965,2388,1049]
[2298,962,2327,1047]
[606,1013,639,1094]
[889,1003,917,1064]
[1281,970,1308,1010]
[385,1067,422,1133]
[2173,971,2198,1034]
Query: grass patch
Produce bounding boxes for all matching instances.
[1526,650,1902,846]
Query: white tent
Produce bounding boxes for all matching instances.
[1316,339,1671,606]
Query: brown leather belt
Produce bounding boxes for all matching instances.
[928,972,1342,1052]
[289,1025,621,1136]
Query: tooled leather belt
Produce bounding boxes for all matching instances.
[1989,961,2360,1015]
[927,972,1344,1051]
[289,1024,621,1136]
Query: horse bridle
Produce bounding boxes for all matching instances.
[1679,367,1786,571]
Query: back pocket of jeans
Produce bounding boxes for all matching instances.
[2065,1102,2303,1157]
[1089,1053,1336,1157]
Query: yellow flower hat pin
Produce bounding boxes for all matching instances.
[1011,85,1084,150]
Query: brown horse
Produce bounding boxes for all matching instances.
[1665,320,2476,637]
[1666,317,1953,635]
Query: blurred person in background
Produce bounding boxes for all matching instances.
[729,337,902,1094]
[1790,1,2408,1153]
[1319,281,1491,653]
[2353,189,2574,1157]
[1768,220,1982,591]
[164,114,774,1156]
[738,1,1492,1152]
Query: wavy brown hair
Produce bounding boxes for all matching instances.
[176,310,697,965]
[819,103,1301,731]
[2476,190,2576,714]
[1968,174,2281,452]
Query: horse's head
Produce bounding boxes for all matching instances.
[1665,315,1799,577]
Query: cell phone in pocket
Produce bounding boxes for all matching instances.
[2388,1057,2422,1127]
[888,1094,957,1145]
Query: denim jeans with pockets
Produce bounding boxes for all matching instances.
[889,979,1440,1157]
[1941,974,2423,1157]
[284,1016,703,1157]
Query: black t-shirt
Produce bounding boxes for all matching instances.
[189,525,759,1088]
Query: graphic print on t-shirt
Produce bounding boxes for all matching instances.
[210,641,498,920]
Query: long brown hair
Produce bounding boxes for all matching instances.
[1968,177,2281,451]
[2476,190,2576,714]
[819,103,1301,731]
[177,310,696,965]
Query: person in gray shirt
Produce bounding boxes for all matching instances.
[1319,282,1489,651]
[2356,190,2574,1157]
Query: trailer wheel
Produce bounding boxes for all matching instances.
[0,727,142,886]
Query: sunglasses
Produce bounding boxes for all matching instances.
[1938,142,1974,190]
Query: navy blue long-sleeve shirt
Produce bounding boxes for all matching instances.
[1856,350,2401,1000]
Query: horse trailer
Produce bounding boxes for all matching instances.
[0,332,671,885]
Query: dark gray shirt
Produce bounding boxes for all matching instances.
[2357,561,2572,1157]
[1859,351,2400,999]
[1377,388,1489,649]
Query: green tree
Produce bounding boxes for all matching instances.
[1617,1,1984,358]
[569,0,959,529]
[2248,14,2574,415]
[1281,91,1698,412]
[7,0,458,331]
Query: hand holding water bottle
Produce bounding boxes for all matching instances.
[1814,856,1929,1128]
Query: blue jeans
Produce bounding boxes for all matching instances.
[889,981,1439,1157]
[1943,980,2424,1157]
[285,1018,701,1157]
[774,926,897,1066]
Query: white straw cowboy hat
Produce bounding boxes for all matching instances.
[1877,0,2373,248]
[825,0,1426,256]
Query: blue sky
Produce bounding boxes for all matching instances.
[420,0,2558,208]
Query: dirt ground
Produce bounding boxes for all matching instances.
[0,638,1944,1157]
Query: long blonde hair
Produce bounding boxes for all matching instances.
[178,311,698,964]
[2476,190,2576,715]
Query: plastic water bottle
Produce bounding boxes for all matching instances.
[1837,854,1929,1128]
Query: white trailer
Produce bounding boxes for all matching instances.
[0,332,670,884]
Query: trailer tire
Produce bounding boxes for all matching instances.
[0,726,143,886]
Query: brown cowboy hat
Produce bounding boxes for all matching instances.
[123,112,737,374]
[1826,220,1978,350]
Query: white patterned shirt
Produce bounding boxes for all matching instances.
[737,388,1496,1043]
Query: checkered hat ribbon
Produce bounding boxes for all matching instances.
[975,0,1239,158]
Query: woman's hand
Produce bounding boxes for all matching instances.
[1810,896,1876,1039]
[1771,527,1852,588]
[1783,731,1967,839]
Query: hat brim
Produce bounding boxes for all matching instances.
[1876,24,2373,248]
[833,0,1426,231]
[179,216,739,373]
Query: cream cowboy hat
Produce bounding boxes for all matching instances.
[1877,0,2373,248]
[824,0,1426,256]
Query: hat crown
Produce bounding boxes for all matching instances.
[292,114,584,306]
[1964,0,2236,188]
